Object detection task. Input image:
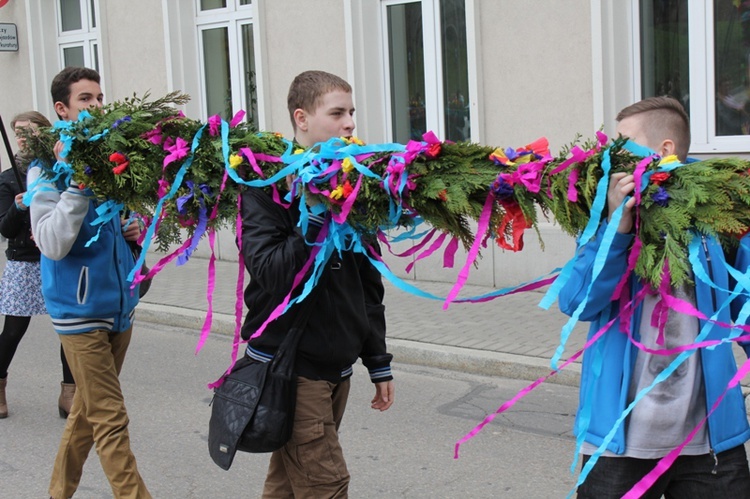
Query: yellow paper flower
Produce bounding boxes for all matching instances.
[228,153,243,169]
[342,157,354,173]
[658,155,680,166]
[330,185,344,200]
[294,148,305,154]
[341,136,364,146]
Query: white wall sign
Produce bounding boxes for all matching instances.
[0,23,18,52]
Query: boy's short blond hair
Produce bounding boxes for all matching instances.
[287,70,352,130]
[616,96,691,161]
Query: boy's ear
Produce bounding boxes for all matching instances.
[658,139,677,158]
[293,108,308,132]
[54,101,69,121]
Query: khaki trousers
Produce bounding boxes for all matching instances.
[262,377,351,499]
[49,328,150,499]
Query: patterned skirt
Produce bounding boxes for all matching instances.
[0,260,47,316]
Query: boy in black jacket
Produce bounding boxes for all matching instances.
[241,70,395,497]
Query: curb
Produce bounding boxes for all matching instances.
[136,302,581,387]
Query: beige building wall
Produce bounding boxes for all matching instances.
[0,0,602,288]
[98,1,169,102]
[398,0,593,287]
[0,2,34,165]
[261,0,349,136]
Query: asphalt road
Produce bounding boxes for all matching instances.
[0,316,582,498]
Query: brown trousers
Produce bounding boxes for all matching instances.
[49,327,150,499]
[262,377,352,498]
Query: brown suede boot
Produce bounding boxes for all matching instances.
[58,382,75,419]
[0,377,7,418]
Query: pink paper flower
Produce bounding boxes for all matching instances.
[163,137,189,167]
[208,115,222,136]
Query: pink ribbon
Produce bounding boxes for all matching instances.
[405,232,448,274]
[455,314,617,458]
[443,193,494,309]
[623,357,750,498]
[229,110,245,128]
[567,169,579,202]
[443,236,459,269]
[194,229,218,354]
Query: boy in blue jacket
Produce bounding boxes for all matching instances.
[559,96,750,498]
[29,67,150,499]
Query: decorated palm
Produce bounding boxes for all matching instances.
[23,92,750,290]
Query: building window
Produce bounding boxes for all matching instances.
[57,0,100,72]
[196,0,259,128]
[638,0,750,151]
[382,0,470,143]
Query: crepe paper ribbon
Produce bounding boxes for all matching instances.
[238,146,289,208]
[623,356,750,498]
[497,200,528,251]
[247,221,331,343]
[377,227,437,258]
[571,288,735,497]
[443,192,495,309]
[194,229,218,355]
[229,110,245,128]
[539,146,615,310]
[549,201,625,369]
[190,174,232,353]
[163,136,190,168]
[363,238,559,304]
[454,312,616,459]
[567,169,579,202]
[129,124,207,283]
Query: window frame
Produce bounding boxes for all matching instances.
[56,0,101,71]
[194,0,263,126]
[632,0,750,153]
[379,0,477,142]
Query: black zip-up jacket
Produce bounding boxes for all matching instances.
[0,162,40,262]
[240,187,392,383]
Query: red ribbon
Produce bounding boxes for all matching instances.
[497,201,528,251]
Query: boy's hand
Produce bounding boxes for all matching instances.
[14,192,27,210]
[371,380,395,411]
[286,174,320,207]
[53,141,67,163]
[608,172,636,234]
[121,218,141,242]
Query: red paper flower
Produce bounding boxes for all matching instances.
[109,152,127,164]
[341,180,354,199]
[651,172,671,185]
[112,162,129,175]
[438,189,448,202]
[425,142,442,159]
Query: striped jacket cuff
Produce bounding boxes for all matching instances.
[368,366,393,383]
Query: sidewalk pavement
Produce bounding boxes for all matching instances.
[138,255,588,386]
[139,255,750,393]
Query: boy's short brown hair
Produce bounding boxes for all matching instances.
[616,96,691,161]
[50,66,101,112]
[287,70,352,130]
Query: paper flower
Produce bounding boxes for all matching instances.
[229,154,243,169]
[652,186,670,207]
[651,172,671,185]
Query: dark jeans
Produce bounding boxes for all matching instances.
[578,445,750,499]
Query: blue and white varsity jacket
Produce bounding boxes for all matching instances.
[28,166,139,334]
